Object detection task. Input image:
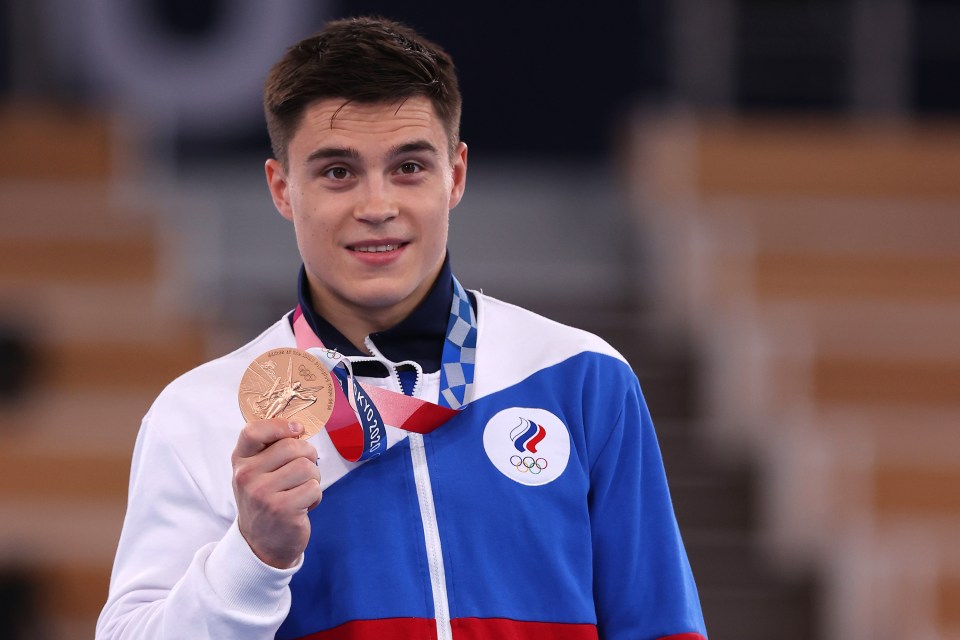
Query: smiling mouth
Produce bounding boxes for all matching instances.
[350,243,405,253]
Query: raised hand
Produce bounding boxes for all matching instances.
[231,419,322,569]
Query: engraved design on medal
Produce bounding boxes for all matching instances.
[238,348,336,439]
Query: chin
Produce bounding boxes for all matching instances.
[348,280,417,311]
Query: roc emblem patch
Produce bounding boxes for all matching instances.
[482,407,570,486]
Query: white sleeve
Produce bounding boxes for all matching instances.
[96,409,299,639]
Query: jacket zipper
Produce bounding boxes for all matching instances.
[361,342,451,639]
[410,433,452,640]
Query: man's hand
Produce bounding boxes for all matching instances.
[232,419,322,569]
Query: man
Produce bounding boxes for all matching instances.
[97,16,707,640]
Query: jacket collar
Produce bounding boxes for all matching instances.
[293,254,454,374]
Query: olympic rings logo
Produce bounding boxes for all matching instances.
[509,455,548,474]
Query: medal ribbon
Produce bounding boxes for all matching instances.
[292,277,477,462]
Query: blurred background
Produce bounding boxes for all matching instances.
[0,0,958,638]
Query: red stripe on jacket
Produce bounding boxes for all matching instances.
[452,617,598,639]
[295,617,705,640]
[297,618,437,640]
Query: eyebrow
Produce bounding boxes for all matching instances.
[387,140,439,159]
[304,139,440,166]
[305,146,360,164]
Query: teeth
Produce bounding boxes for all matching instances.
[354,244,399,253]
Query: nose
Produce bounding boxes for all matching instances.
[354,176,399,224]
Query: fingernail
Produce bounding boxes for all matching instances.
[289,421,303,435]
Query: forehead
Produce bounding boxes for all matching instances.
[290,96,448,156]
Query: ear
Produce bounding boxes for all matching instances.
[448,142,468,210]
[265,158,294,221]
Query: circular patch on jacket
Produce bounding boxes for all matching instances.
[482,407,570,486]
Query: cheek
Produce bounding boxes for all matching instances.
[290,195,334,235]
[428,214,450,253]
[291,210,336,264]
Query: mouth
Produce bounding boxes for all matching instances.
[348,242,408,253]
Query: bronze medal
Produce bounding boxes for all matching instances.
[238,348,336,439]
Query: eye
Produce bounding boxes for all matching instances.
[397,162,422,175]
[324,166,351,180]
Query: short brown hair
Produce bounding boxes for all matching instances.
[264,16,462,165]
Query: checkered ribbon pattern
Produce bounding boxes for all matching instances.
[439,277,477,410]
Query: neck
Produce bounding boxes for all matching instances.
[306,272,442,355]
[321,303,414,354]
[297,256,452,356]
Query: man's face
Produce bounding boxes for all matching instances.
[266,96,467,332]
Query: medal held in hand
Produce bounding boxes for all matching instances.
[238,348,335,439]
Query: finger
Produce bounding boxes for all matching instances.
[233,419,303,460]
[283,477,323,512]
[241,454,320,498]
[238,467,320,521]
[238,437,317,478]
[271,455,322,494]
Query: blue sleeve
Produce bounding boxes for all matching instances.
[587,371,707,640]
